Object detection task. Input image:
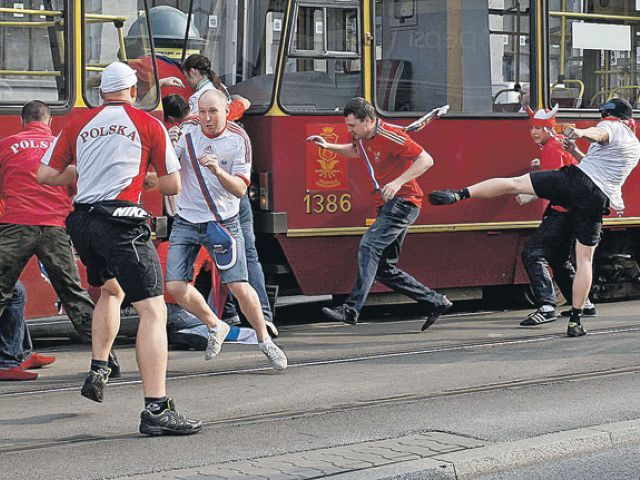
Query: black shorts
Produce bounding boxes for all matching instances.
[66,210,163,303]
[530,165,609,247]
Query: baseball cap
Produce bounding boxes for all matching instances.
[100,62,138,93]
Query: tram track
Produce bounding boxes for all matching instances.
[2,323,640,456]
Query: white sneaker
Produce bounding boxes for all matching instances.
[259,341,287,371]
[205,322,230,361]
[265,320,279,338]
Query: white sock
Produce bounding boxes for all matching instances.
[539,305,555,313]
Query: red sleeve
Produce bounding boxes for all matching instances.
[227,99,247,121]
[539,142,564,171]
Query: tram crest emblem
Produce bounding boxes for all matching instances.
[306,126,348,191]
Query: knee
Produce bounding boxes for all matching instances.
[228,282,254,302]
[101,279,125,301]
[521,245,540,266]
[135,296,167,324]
[166,281,188,300]
[359,237,381,257]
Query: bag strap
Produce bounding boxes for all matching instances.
[185,132,222,221]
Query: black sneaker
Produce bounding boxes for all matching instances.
[429,190,461,206]
[80,368,110,403]
[567,320,587,337]
[139,398,203,436]
[520,309,557,326]
[421,297,453,331]
[108,350,121,378]
[322,305,358,325]
[561,307,597,317]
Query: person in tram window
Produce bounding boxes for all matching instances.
[307,97,452,329]
[430,98,640,337]
[37,62,202,436]
[517,105,597,326]
[0,100,105,377]
[165,89,287,370]
[160,93,278,338]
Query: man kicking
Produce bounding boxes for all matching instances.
[429,99,640,337]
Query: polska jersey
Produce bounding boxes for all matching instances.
[354,120,425,208]
[174,122,251,223]
[41,101,180,204]
[0,122,72,227]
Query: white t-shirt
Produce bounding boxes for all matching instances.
[577,120,640,211]
[174,123,252,223]
[188,81,216,115]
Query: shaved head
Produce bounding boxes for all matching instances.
[198,89,228,111]
[198,89,229,137]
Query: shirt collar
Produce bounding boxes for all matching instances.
[196,78,212,92]
[22,121,52,135]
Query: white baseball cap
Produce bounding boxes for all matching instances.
[100,62,138,93]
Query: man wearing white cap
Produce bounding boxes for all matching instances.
[37,62,202,436]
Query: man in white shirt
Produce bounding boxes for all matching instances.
[429,98,640,338]
[166,89,287,370]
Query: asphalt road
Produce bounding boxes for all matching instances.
[1,300,639,479]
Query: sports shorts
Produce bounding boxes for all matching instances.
[66,210,163,303]
[530,165,609,247]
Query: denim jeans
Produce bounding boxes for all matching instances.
[0,281,31,368]
[222,194,273,323]
[522,208,577,307]
[345,198,447,313]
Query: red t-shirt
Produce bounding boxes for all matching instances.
[355,120,425,208]
[0,122,72,227]
[539,136,576,213]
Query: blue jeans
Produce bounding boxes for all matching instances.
[345,198,446,313]
[222,194,273,323]
[0,281,31,368]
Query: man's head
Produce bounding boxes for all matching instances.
[99,62,138,103]
[599,98,633,119]
[162,94,190,123]
[21,100,50,127]
[525,104,558,145]
[343,97,377,140]
[198,89,228,136]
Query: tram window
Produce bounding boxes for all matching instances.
[280,4,363,113]
[549,1,640,110]
[82,1,159,110]
[374,0,532,114]
[0,1,68,106]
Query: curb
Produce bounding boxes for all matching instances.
[328,418,640,480]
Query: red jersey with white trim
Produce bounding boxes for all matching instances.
[174,122,252,223]
[0,122,72,227]
[539,136,576,213]
[41,102,180,204]
[355,120,425,208]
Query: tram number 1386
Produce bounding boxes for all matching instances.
[304,193,352,214]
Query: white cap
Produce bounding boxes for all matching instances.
[100,62,138,93]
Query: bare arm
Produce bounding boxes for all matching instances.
[198,154,247,198]
[381,151,433,202]
[306,135,359,158]
[157,171,181,196]
[565,126,609,144]
[37,164,77,186]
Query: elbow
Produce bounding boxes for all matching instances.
[421,152,434,171]
[36,167,51,185]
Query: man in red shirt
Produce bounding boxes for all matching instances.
[307,97,451,329]
[518,106,597,326]
[37,62,201,436]
[0,101,93,379]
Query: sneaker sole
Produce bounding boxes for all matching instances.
[519,317,557,326]
[567,330,587,337]
[80,384,104,403]
[139,423,203,436]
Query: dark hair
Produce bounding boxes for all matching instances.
[182,54,223,91]
[162,94,190,121]
[343,97,376,121]
[21,100,50,123]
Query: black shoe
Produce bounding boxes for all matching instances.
[322,305,358,325]
[80,368,110,403]
[567,320,587,337]
[108,350,121,378]
[139,398,203,436]
[421,297,453,331]
[561,307,597,317]
[520,309,557,326]
[429,190,461,206]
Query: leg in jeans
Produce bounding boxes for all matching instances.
[223,195,273,323]
[0,225,38,319]
[0,281,29,369]
[132,295,168,398]
[36,226,94,341]
[375,226,446,308]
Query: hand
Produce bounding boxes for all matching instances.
[515,193,537,205]
[143,173,158,190]
[198,153,220,174]
[530,158,541,169]
[306,135,329,149]
[159,76,185,89]
[381,181,401,202]
[563,126,582,140]
[168,126,182,145]
[562,137,577,153]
